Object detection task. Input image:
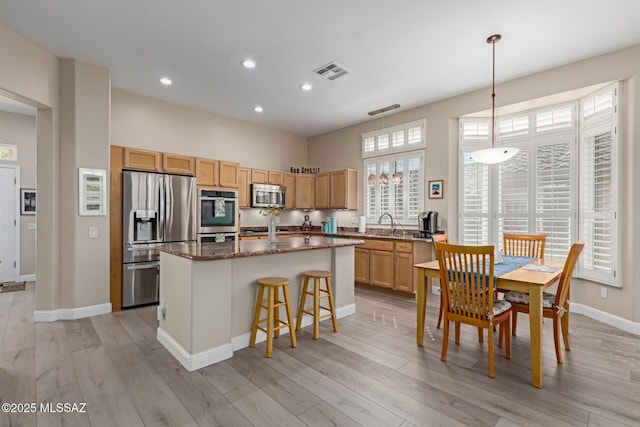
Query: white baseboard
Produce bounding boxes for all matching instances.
[571,303,640,335]
[232,302,357,351]
[33,302,112,322]
[19,274,36,282]
[157,327,233,372]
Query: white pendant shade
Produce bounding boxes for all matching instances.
[469,146,519,164]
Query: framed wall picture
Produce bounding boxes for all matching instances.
[20,189,36,215]
[79,168,107,216]
[428,180,444,199]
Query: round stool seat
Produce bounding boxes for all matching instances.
[302,270,332,278]
[257,277,290,287]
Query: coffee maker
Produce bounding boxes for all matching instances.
[415,211,441,237]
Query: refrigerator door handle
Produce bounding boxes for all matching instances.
[159,175,166,242]
[125,262,160,270]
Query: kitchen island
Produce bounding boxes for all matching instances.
[157,236,362,371]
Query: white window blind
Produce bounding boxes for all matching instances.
[362,119,425,158]
[364,152,424,225]
[579,84,619,285]
[460,83,620,287]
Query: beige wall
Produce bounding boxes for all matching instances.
[309,44,640,322]
[111,90,308,171]
[0,111,37,276]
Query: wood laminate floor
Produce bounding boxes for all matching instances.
[1,282,639,426]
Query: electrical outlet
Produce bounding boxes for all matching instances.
[351,217,359,225]
[600,287,608,298]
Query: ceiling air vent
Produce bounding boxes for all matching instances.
[313,61,349,81]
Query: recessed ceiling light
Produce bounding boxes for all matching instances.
[300,83,312,91]
[253,106,263,113]
[242,59,256,69]
[159,77,172,85]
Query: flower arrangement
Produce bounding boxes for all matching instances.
[259,204,281,217]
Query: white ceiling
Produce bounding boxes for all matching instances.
[1,0,640,136]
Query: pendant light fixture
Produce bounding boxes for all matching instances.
[469,34,519,164]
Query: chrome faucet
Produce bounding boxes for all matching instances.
[378,213,396,235]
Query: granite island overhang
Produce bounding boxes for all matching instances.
[157,236,363,371]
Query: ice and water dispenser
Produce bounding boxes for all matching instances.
[133,209,158,242]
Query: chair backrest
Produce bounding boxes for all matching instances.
[554,241,585,309]
[432,233,449,244]
[503,233,546,258]
[435,243,495,322]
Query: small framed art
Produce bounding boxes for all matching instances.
[79,168,107,216]
[21,189,36,215]
[428,180,444,199]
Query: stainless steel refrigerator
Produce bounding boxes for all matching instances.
[122,170,196,308]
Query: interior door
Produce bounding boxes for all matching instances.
[0,167,16,282]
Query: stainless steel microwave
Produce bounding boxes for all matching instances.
[251,184,286,208]
[197,189,238,233]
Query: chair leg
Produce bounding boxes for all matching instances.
[313,278,320,339]
[441,315,450,362]
[561,311,571,351]
[273,287,281,338]
[478,327,484,343]
[511,311,518,336]
[295,276,310,331]
[249,285,264,347]
[325,276,339,332]
[266,287,275,358]
[488,326,495,378]
[454,322,461,345]
[437,293,443,329]
[553,315,563,364]
[504,314,511,360]
[282,285,297,348]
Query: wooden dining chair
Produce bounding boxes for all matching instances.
[503,233,546,258]
[503,241,584,364]
[431,234,449,329]
[435,243,512,378]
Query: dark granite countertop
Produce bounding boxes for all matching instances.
[240,228,434,243]
[158,236,363,261]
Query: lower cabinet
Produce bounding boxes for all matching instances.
[353,237,432,294]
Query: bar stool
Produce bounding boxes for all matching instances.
[249,277,297,358]
[295,270,338,339]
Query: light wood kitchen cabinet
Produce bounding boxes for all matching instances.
[195,158,218,186]
[394,242,414,293]
[268,171,284,186]
[163,153,195,175]
[218,160,240,188]
[196,158,239,188]
[123,148,162,172]
[354,247,369,283]
[284,173,295,209]
[315,172,330,209]
[251,168,268,184]
[330,169,358,210]
[353,237,432,294]
[295,174,314,209]
[238,167,250,208]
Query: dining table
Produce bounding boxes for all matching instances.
[414,256,565,388]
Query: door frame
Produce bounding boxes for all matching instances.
[0,164,20,283]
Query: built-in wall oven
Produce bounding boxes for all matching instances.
[197,189,238,234]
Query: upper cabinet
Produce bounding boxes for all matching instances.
[330,169,358,210]
[163,153,196,176]
[294,174,314,210]
[284,173,295,209]
[196,158,239,188]
[251,168,268,184]
[219,161,240,188]
[123,148,162,172]
[195,158,218,186]
[314,172,330,209]
[238,167,250,208]
[268,171,284,186]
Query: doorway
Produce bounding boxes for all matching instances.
[0,165,19,283]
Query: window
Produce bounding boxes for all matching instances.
[459,84,619,286]
[362,119,425,224]
[0,143,18,161]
